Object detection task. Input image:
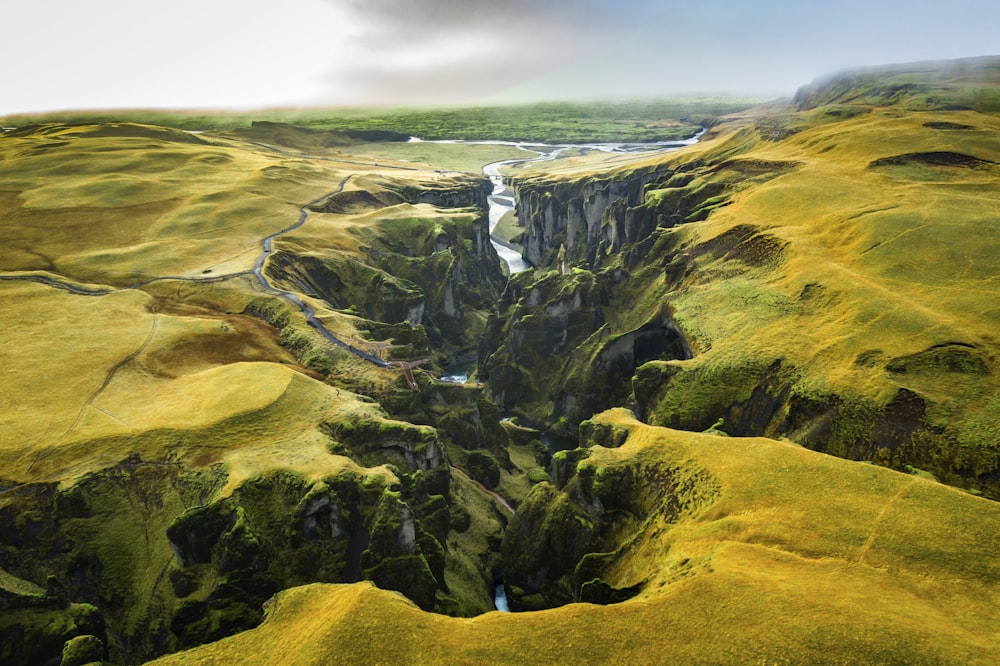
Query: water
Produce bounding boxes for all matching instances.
[477,134,703,274]
[440,374,469,384]
[493,582,511,612]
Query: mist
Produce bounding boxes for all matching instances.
[3,0,999,114]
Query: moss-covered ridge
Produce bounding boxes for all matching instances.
[148,410,1000,665]
[482,58,1000,495]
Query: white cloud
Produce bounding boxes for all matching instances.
[2,0,345,113]
[3,0,999,114]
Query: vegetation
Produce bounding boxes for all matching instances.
[148,411,1000,665]
[1,98,756,143]
[1,56,999,665]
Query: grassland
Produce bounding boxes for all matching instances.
[488,58,1000,496]
[148,410,1000,665]
[1,98,755,143]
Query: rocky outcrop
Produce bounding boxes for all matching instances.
[514,166,673,268]
[479,149,795,433]
[164,466,451,647]
[0,457,225,663]
[479,265,692,434]
[325,418,446,474]
[500,418,721,610]
[0,602,107,666]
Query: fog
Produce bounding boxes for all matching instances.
[3,0,998,114]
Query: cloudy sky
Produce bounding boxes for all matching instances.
[3,0,998,114]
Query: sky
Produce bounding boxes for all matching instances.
[3,0,999,115]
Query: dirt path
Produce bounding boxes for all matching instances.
[450,465,515,514]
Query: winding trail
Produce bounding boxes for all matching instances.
[0,176,391,369]
[450,465,515,515]
[249,175,391,368]
[26,317,161,473]
[0,269,254,296]
[1,133,706,390]
[855,477,920,565]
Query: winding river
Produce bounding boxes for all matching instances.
[463,133,704,274]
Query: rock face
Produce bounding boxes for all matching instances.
[479,267,691,432]
[0,160,513,664]
[0,458,221,663]
[165,467,450,647]
[143,407,1000,665]
[164,417,456,649]
[517,171,658,267]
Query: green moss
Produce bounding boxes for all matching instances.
[60,633,105,666]
[527,468,551,484]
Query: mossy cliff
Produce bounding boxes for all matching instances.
[267,175,504,361]
[482,57,1000,496]
[148,410,1000,665]
[0,397,497,662]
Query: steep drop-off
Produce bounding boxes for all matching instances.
[481,56,1000,497]
[149,409,1000,665]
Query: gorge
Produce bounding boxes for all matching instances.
[1,56,999,665]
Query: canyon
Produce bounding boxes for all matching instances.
[1,57,999,664]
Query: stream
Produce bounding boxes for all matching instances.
[465,133,704,275]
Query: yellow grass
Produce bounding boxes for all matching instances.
[149,410,1000,665]
[0,124,351,283]
[667,111,1000,403]
[0,278,398,486]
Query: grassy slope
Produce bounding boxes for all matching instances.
[0,276,397,488]
[498,63,1000,491]
[0,123,350,282]
[149,410,1000,665]
[666,108,1000,473]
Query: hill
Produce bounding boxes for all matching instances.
[148,410,1000,665]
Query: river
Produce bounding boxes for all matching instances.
[449,133,705,274]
